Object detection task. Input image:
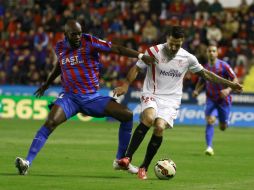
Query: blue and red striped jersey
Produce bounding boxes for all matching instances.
[54,34,112,94]
[204,59,236,104]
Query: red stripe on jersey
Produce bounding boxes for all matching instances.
[225,64,235,79]
[86,38,100,90]
[211,66,218,98]
[58,43,71,93]
[220,62,232,104]
[80,38,98,91]
[153,45,159,53]
[64,48,79,94]
[147,48,156,93]
[152,64,156,93]
[93,36,111,48]
[147,47,155,58]
[217,62,223,91]
[206,65,216,99]
[72,49,89,93]
[90,56,100,90]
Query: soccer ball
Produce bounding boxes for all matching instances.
[154,159,176,180]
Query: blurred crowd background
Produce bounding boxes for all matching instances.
[0,0,253,91]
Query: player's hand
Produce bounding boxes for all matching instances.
[34,83,49,98]
[192,90,199,98]
[141,55,158,65]
[230,82,243,93]
[113,83,129,97]
[219,88,231,98]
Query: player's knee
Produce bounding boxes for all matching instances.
[44,118,59,131]
[121,109,133,122]
[153,126,164,136]
[206,117,216,125]
[116,108,133,122]
[219,123,227,131]
[141,115,154,127]
[126,110,133,121]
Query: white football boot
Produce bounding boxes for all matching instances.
[205,147,214,156]
[15,157,30,175]
[113,159,138,174]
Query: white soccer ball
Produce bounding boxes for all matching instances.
[154,159,176,180]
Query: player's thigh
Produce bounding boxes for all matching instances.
[44,104,67,130]
[217,103,231,128]
[54,93,79,118]
[141,107,157,127]
[78,95,131,122]
[104,100,132,122]
[156,105,178,129]
[140,94,158,126]
[205,99,217,118]
[45,93,79,128]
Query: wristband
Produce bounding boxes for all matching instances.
[138,53,144,59]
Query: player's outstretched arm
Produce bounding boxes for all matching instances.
[220,77,239,98]
[34,62,61,97]
[113,65,141,97]
[196,69,243,93]
[110,44,158,65]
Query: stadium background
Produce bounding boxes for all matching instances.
[0,1,254,190]
[1,0,254,127]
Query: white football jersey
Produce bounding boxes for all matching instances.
[137,43,203,101]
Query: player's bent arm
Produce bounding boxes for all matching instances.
[125,65,141,85]
[196,68,242,92]
[225,77,239,93]
[110,44,140,58]
[34,60,61,97]
[44,61,61,87]
[113,65,141,97]
[110,44,156,65]
[193,78,205,97]
[121,65,141,90]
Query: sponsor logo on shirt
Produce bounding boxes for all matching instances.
[160,69,182,78]
[61,56,84,65]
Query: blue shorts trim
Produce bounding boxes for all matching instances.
[54,92,114,119]
[205,98,231,123]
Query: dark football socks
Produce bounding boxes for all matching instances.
[140,134,163,170]
[125,122,150,159]
[116,120,132,159]
[26,126,51,165]
[205,123,214,147]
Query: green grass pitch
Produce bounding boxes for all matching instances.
[0,119,254,190]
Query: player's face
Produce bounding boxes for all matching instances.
[166,36,184,55]
[66,23,82,48]
[207,46,218,62]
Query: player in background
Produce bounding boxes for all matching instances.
[192,44,239,156]
[113,26,242,180]
[15,20,156,175]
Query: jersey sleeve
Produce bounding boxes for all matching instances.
[187,54,203,73]
[89,35,112,52]
[136,50,148,70]
[224,63,236,80]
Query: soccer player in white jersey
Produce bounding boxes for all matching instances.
[113,26,242,180]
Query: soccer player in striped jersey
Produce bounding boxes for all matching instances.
[114,26,242,180]
[15,20,156,175]
[192,44,239,156]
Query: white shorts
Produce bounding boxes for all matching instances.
[140,93,180,128]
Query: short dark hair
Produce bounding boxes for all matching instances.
[167,26,184,38]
